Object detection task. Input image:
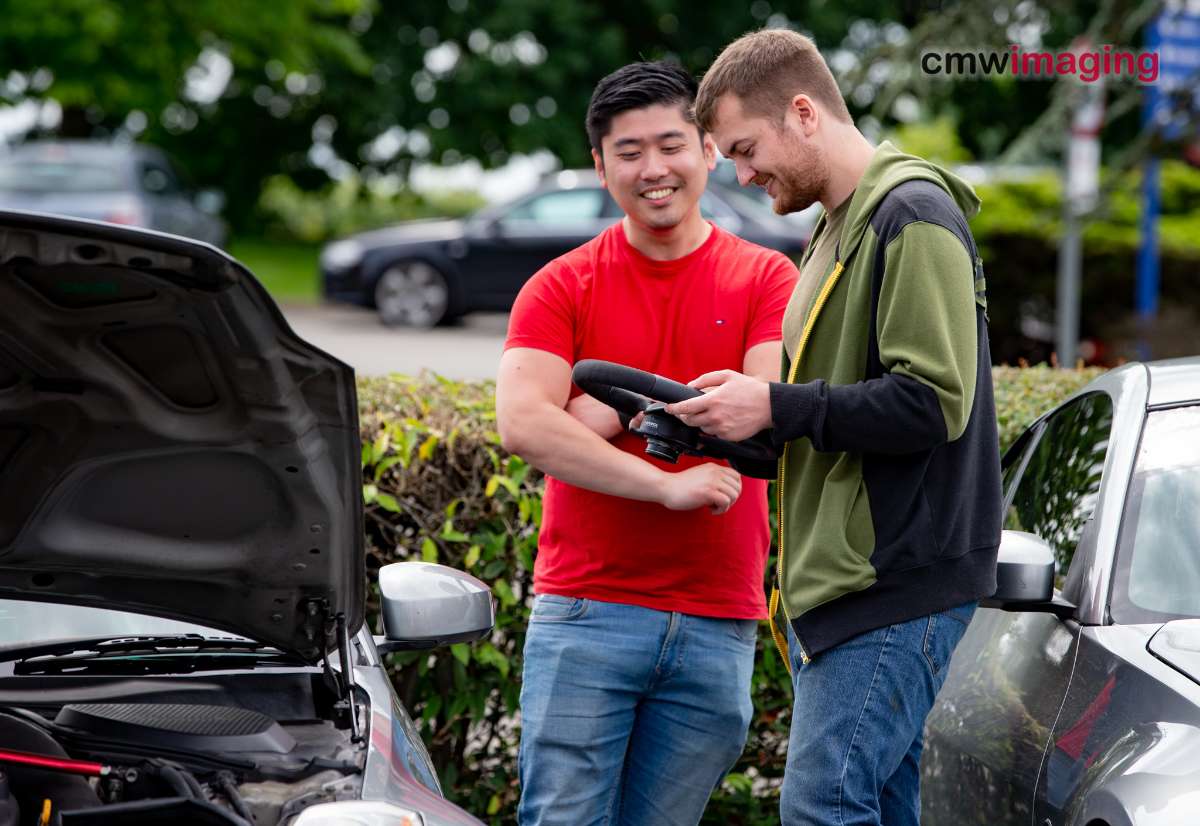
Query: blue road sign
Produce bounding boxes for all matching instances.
[1139,6,1200,343]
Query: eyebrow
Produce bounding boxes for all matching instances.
[612,130,689,148]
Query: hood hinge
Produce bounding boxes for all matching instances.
[304,598,362,744]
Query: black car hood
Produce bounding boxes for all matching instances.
[0,211,364,663]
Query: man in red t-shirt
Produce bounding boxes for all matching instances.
[496,62,797,826]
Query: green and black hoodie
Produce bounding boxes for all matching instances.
[769,141,1002,662]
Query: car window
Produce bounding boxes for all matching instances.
[503,189,604,225]
[0,161,126,193]
[140,162,183,196]
[1111,405,1200,622]
[1001,424,1041,505]
[699,190,738,224]
[1003,392,1114,571]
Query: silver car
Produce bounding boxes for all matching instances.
[922,358,1200,824]
[0,140,226,247]
[0,210,489,825]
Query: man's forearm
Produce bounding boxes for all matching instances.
[769,374,948,455]
[502,401,665,501]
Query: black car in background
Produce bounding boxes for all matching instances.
[320,168,809,327]
[0,140,227,247]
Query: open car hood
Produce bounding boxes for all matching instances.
[0,211,364,663]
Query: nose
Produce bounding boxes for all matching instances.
[640,150,669,181]
[735,159,757,187]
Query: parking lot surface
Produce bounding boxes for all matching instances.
[280,303,508,380]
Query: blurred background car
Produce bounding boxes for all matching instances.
[0,140,227,247]
[319,167,810,327]
[710,156,823,241]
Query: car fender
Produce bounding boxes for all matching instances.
[1066,722,1200,826]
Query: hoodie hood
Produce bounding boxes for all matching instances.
[835,141,981,264]
[0,210,364,663]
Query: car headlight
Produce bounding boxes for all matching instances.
[291,801,423,825]
[321,239,363,272]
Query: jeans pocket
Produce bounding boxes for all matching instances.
[529,594,588,623]
[732,619,758,644]
[922,610,965,679]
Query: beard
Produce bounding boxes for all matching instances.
[770,129,830,215]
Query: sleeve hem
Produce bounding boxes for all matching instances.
[502,338,574,365]
[769,381,819,447]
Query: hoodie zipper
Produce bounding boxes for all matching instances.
[773,259,845,670]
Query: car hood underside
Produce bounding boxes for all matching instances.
[0,211,364,662]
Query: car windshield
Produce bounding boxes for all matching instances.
[0,598,236,649]
[1111,404,1200,623]
[0,160,126,193]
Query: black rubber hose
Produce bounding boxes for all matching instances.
[216,771,254,822]
[156,765,193,799]
[181,767,205,800]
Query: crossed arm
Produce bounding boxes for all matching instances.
[494,342,780,514]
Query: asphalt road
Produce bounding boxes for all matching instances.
[281,303,509,380]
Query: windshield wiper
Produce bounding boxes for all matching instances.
[0,634,291,672]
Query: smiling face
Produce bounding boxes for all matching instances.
[592,103,716,232]
[711,93,830,215]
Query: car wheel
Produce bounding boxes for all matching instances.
[374,261,450,327]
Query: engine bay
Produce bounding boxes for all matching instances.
[0,670,366,825]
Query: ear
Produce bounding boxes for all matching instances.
[790,93,820,138]
[592,148,607,188]
[702,132,717,171]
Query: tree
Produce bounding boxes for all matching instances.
[0,0,1171,234]
[0,0,372,229]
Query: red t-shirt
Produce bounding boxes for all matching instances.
[504,221,798,619]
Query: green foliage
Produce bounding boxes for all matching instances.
[0,0,367,118]
[257,175,486,243]
[968,162,1200,364]
[972,162,1200,262]
[0,0,372,231]
[3,0,1171,241]
[356,366,1102,823]
[886,116,974,165]
[992,365,1105,455]
[225,238,320,303]
[357,374,538,819]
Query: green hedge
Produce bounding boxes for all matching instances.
[357,366,1103,823]
[257,174,486,244]
[968,162,1200,364]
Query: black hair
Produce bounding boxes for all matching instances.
[585,61,700,155]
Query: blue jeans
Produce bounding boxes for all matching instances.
[518,595,757,826]
[781,602,976,826]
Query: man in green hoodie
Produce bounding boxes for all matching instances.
[667,29,1003,826]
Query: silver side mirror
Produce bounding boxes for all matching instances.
[983,530,1074,618]
[375,562,494,653]
[994,531,1054,602]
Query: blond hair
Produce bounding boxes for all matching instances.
[694,29,851,131]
